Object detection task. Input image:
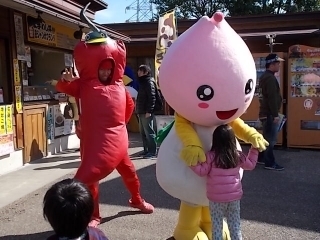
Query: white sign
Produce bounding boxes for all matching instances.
[304,99,313,110]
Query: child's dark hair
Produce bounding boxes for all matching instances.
[211,124,240,169]
[43,178,93,239]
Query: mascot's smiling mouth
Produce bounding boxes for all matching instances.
[216,109,238,120]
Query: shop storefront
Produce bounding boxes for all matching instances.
[18,13,80,162]
[0,6,23,174]
[0,0,130,175]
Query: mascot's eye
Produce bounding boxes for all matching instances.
[100,32,106,37]
[85,35,90,41]
[197,85,214,101]
[245,79,254,94]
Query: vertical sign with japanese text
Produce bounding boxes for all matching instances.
[154,10,177,87]
[0,106,6,135]
[5,105,13,134]
[14,13,26,60]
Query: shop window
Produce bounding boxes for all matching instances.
[0,38,13,103]
[22,46,72,102]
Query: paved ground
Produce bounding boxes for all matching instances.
[0,134,320,240]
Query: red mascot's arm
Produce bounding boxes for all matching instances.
[55,79,80,98]
[125,89,134,124]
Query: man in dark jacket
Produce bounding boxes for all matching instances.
[258,53,284,171]
[136,65,157,158]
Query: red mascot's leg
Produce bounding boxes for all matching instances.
[75,159,113,227]
[116,155,154,214]
[87,182,100,227]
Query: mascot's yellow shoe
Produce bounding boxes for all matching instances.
[173,202,209,240]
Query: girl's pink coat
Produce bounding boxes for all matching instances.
[191,147,258,203]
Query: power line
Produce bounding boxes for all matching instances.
[125,0,154,22]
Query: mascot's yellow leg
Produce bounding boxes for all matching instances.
[173,202,209,240]
[200,206,212,237]
[200,206,231,240]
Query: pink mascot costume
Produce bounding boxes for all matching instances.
[156,12,266,240]
[55,3,154,227]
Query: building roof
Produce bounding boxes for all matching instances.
[71,0,108,11]
[12,0,130,41]
[104,11,320,42]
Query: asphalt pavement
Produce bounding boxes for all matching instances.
[0,134,320,240]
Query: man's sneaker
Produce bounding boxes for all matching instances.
[138,151,148,157]
[143,153,157,159]
[129,199,154,214]
[257,161,265,165]
[264,163,284,171]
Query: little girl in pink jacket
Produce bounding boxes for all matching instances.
[190,124,259,240]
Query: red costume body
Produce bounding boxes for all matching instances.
[55,36,153,223]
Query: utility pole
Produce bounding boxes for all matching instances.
[125,0,154,22]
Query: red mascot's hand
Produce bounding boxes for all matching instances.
[55,78,80,98]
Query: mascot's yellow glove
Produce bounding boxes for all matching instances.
[180,145,206,166]
[229,118,269,152]
[175,113,206,166]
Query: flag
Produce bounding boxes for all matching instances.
[154,10,177,88]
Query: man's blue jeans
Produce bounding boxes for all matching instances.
[259,115,279,167]
[138,114,157,155]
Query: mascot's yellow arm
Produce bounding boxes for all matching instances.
[175,113,269,166]
[229,118,269,151]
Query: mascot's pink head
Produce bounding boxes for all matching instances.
[73,2,126,84]
[159,12,256,127]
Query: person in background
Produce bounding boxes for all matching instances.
[258,53,284,171]
[136,65,157,159]
[44,178,109,240]
[190,125,258,240]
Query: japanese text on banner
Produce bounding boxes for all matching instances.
[15,86,23,113]
[154,10,177,87]
[5,105,13,134]
[13,59,21,86]
[0,106,6,135]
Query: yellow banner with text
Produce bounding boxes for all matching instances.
[154,10,177,87]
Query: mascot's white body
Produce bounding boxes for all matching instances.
[157,125,243,206]
[155,12,257,240]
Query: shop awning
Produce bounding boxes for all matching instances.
[238,28,319,37]
[11,0,130,42]
[72,0,108,11]
[129,28,319,42]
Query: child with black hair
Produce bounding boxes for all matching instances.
[43,178,108,240]
[190,124,258,240]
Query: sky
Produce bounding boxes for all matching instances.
[94,0,152,24]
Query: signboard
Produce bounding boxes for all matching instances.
[154,10,177,87]
[155,115,175,134]
[14,13,26,60]
[0,105,14,157]
[47,106,54,140]
[26,15,78,50]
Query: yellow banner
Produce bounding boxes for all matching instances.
[26,15,78,50]
[155,10,177,87]
[13,59,21,86]
[15,86,23,113]
[5,105,13,134]
[0,106,6,135]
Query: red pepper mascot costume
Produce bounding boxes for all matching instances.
[55,3,154,227]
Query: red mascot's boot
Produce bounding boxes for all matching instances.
[116,155,154,214]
